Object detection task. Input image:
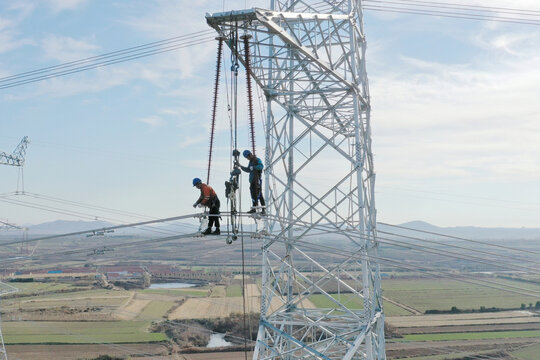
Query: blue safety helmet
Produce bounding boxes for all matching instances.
[243,150,252,158]
[192,178,202,186]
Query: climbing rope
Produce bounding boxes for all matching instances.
[205,27,254,358]
[225,25,241,245]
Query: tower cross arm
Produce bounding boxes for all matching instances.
[0,136,29,167]
[262,10,350,21]
[253,9,369,108]
[0,220,21,230]
[206,8,349,23]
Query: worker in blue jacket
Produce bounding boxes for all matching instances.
[240,150,266,214]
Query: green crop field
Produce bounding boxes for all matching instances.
[226,284,242,297]
[403,330,540,342]
[381,278,540,312]
[309,294,412,316]
[2,320,167,344]
[381,302,413,316]
[19,288,130,300]
[309,294,363,309]
[4,282,76,295]
[136,301,175,320]
[1,288,131,313]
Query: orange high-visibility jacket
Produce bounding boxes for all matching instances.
[196,184,217,206]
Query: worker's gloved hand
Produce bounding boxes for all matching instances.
[249,166,254,171]
[193,202,198,208]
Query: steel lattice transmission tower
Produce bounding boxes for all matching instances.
[0,137,29,167]
[207,1,385,358]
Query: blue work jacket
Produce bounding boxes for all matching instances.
[241,156,264,183]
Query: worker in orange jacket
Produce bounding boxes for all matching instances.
[192,178,220,235]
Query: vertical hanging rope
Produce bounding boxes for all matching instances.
[242,34,256,156]
[240,32,252,360]
[207,37,224,184]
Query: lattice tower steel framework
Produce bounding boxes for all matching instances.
[0,137,29,167]
[207,1,385,359]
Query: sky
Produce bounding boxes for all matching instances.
[1,0,539,228]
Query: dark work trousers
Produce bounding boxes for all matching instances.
[250,174,265,207]
[208,197,220,229]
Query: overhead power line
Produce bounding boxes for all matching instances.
[378,222,540,256]
[0,213,201,248]
[375,232,540,275]
[18,191,197,232]
[272,214,537,265]
[0,30,214,83]
[3,1,539,91]
[361,0,540,25]
[1,212,538,302]
[270,236,540,298]
[0,30,216,90]
[4,226,538,300]
[368,0,540,15]
[0,192,197,236]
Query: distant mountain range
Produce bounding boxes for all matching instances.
[379,220,540,240]
[2,219,539,240]
[25,219,115,234]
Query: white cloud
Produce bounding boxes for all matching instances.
[178,135,206,149]
[0,5,35,54]
[41,35,98,62]
[160,108,181,116]
[137,115,165,127]
[371,52,540,183]
[47,0,87,12]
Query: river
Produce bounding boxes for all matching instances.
[207,333,233,348]
[149,282,197,289]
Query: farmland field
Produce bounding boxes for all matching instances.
[3,289,130,308]
[3,283,76,294]
[135,300,175,320]
[168,297,261,319]
[512,343,540,360]
[381,278,540,312]
[2,268,538,359]
[2,321,167,344]
[386,310,540,327]
[5,343,170,360]
[309,294,412,316]
[210,285,226,297]
[226,284,242,297]
[402,329,540,341]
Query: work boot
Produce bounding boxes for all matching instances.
[261,209,266,215]
[212,228,221,235]
[247,209,256,214]
[202,228,212,235]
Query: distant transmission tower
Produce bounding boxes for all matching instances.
[0,136,30,193]
[0,137,29,167]
[207,1,385,359]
